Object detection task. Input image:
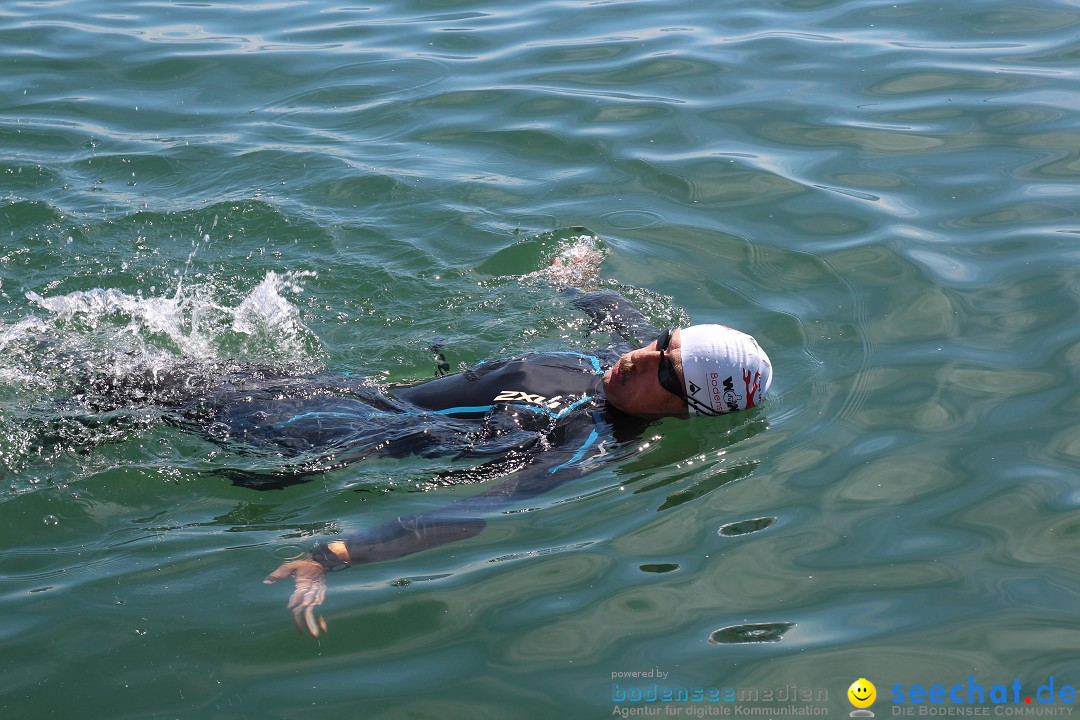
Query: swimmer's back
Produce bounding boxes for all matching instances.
[392,351,607,419]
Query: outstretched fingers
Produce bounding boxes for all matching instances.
[288,573,328,636]
[264,558,329,637]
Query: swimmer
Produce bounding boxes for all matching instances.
[77,256,772,637]
[260,312,772,637]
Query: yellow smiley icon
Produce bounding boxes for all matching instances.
[848,678,877,709]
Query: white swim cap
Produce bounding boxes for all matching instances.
[678,324,772,415]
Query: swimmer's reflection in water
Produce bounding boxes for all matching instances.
[83,261,773,636]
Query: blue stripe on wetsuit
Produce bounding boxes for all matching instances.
[543,351,604,375]
[548,427,600,474]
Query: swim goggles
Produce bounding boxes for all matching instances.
[655,327,721,416]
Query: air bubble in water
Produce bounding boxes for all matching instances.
[42,514,59,526]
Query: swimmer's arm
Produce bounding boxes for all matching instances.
[265,416,626,634]
[563,287,660,348]
[264,444,612,636]
[263,487,504,637]
[307,465,547,571]
[314,427,620,568]
[306,423,611,569]
[541,240,657,345]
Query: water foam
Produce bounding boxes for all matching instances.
[0,271,325,477]
[535,233,607,289]
[22,270,322,367]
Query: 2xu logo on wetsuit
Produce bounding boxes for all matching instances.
[493,390,568,411]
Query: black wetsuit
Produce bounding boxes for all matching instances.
[183,346,644,487]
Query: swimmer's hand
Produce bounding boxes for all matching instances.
[544,238,605,289]
[263,557,328,637]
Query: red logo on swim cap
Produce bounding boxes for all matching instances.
[742,369,761,409]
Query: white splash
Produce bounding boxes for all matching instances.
[232,270,319,358]
[22,270,322,365]
[529,233,607,289]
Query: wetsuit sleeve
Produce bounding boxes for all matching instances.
[562,288,660,349]
[310,418,622,569]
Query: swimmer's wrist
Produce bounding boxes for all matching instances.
[311,540,351,568]
[327,541,350,563]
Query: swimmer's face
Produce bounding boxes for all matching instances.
[603,328,688,417]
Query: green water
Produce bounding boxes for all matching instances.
[2,0,1078,717]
